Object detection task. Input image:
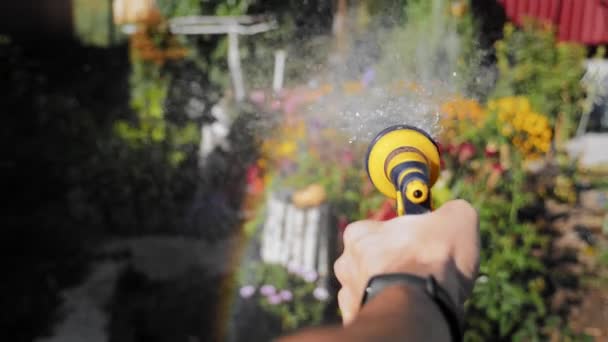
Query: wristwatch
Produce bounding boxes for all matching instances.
[361,273,464,342]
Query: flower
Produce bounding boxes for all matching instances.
[239,285,256,299]
[446,143,458,156]
[302,270,318,283]
[270,99,281,111]
[484,142,499,158]
[268,294,283,305]
[313,287,329,301]
[249,90,266,104]
[492,96,553,160]
[458,142,476,163]
[260,284,276,296]
[340,149,354,165]
[338,216,349,233]
[279,290,293,301]
[439,97,485,140]
[491,162,505,174]
[476,275,489,284]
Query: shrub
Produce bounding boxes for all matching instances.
[492,21,586,143]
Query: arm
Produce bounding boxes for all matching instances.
[280,199,479,342]
[280,285,451,342]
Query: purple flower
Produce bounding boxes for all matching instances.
[260,284,276,296]
[361,67,376,87]
[279,290,293,302]
[302,270,318,283]
[313,287,329,301]
[239,285,256,299]
[268,294,282,305]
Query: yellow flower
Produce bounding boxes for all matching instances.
[493,96,553,159]
[439,97,485,140]
[277,141,296,157]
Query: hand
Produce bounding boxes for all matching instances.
[333,199,480,324]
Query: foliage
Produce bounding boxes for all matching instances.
[436,112,552,340]
[73,0,119,47]
[115,58,199,166]
[492,21,587,142]
[376,0,475,92]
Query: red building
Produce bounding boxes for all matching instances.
[499,0,608,45]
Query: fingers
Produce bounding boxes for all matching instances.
[333,255,350,285]
[342,220,377,247]
[337,287,357,325]
[434,199,478,233]
[435,199,480,279]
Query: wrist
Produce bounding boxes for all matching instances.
[361,273,463,341]
[386,261,465,308]
[356,284,453,341]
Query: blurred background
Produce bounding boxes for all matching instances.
[2,0,607,341]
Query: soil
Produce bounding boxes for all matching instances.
[545,189,608,340]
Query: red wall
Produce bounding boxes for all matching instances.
[499,0,608,45]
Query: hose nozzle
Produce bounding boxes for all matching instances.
[365,125,440,216]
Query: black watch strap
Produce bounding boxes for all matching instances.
[361,273,463,342]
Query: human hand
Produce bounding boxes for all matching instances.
[333,199,479,324]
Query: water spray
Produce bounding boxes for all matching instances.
[365,125,440,215]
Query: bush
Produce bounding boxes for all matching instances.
[492,21,586,143]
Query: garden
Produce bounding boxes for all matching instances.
[226,1,608,341]
[3,0,608,341]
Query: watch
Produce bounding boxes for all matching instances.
[361,273,463,342]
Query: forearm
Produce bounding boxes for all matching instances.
[280,285,451,342]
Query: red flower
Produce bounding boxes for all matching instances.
[484,143,499,158]
[458,142,476,163]
[370,199,397,221]
[246,165,260,184]
[437,142,445,154]
[246,165,264,194]
[338,216,349,233]
[491,162,505,174]
[447,143,458,156]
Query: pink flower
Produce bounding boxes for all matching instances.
[249,90,266,104]
[313,287,329,301]
[279,290,293,301]
[303,270,318,283]
[260,284,276,296]
[268,294,282,305]
[340,150,354,165]
[270,100,281,111]
[239,285,256,299]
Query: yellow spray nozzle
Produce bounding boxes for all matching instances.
[365,125,440,216]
